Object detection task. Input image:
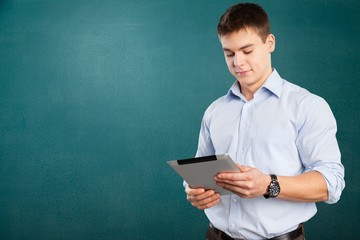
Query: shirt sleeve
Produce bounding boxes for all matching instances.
[296,95,345,204]
[195,112,215,158]
[183,111,216,189]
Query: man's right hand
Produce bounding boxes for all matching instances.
[185,185,221,210]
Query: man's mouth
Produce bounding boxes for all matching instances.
[235,69,251,75]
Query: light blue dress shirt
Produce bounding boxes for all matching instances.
[195,69,345,239]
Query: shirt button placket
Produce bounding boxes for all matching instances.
[238,102,251,161]
[228,195,241,236]
[230,103,252,237]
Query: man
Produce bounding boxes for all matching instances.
[185,3,345,240]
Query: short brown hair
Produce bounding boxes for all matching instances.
[217,3,270,43]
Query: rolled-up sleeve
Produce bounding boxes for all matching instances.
[296,96,345,204]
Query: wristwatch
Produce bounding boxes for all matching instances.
[264,174,280,199]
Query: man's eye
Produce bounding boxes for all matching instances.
[226,53,234,57]
[244,50,253,55]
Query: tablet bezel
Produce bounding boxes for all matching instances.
[167,154,239,195]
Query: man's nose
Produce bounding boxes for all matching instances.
[233,53,244,67]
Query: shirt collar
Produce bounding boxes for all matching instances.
[227,69,284,100]
[228,81,242,99]
[258,69,283,98]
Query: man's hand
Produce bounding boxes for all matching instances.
[185,185,221,210]
[214,164,270,198]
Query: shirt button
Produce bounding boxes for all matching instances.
[231,224,236,228]
[233,198,237,202]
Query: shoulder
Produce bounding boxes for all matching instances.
[282,80,330,109]
[203,95,228,118]
[281,80,335,125]
[201,91,239,126]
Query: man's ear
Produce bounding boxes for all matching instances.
[267,34,276,53]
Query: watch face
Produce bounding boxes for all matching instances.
[269,182,280,197]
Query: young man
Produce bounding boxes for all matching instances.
[185,3,345,240]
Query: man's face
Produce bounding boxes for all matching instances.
[219,28,275,99]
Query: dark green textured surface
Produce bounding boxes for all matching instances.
[0,0,359,239]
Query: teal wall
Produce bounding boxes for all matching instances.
[1,0,359,239]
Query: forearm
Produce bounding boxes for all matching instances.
[277,171,328,202]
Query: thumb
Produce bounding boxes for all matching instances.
[236,164,253,172]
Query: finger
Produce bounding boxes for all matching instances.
[215,172,246,181]
[218,183,253,198]
[192,193,221,210]
[236,163,253,172]
[187,189,216,201]
[185,186,205,195]
[216,180,243,190]
[187,189,219,208]
[239,165,253,172]
[216,179,255,196]
[216,178,253,189]
[196,198,221,210]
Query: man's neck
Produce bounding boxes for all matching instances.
[239,68,273,101]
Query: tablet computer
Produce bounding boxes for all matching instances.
[167,154,239,195]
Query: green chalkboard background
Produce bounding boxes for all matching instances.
[1,0,359,239]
